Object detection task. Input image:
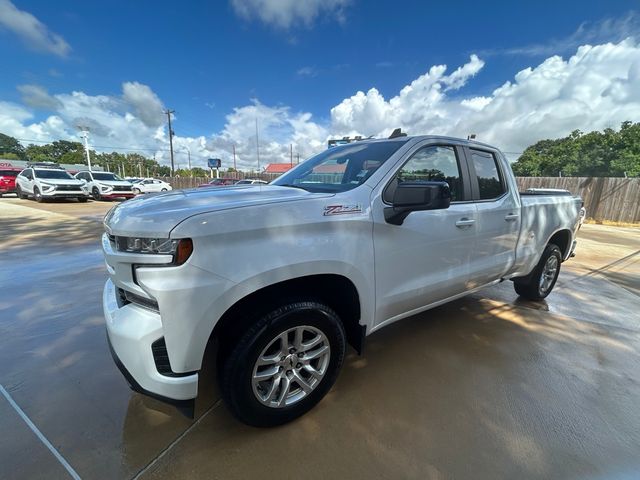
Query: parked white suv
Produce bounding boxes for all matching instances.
[131,178,172,194]
[75,171,135,201]
[102,134,584,426]
[16,167,89,202]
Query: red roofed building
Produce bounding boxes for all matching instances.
[264,163,295,174]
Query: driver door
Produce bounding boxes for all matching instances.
[371,143,477,327]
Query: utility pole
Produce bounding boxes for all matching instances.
[77,126,92,171]
[255,118,260,172]
[232,144,237,171]
[290,144,293,167]
[182,146,191,174]
[164,109,175,175]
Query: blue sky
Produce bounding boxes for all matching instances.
[1,0,640,168]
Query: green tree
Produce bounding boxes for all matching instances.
[0,133,26,159]
[512,122,640,177]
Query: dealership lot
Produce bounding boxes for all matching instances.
[1,197,639,479]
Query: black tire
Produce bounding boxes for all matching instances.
[16,185,26,199]
[34,187,43,202]
[133,188,141,195]
[514,243,562,300]
[161,188,167,192]
[92,187,102,201]
[220,300,346,427]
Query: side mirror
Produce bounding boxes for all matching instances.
[384,181,451,225]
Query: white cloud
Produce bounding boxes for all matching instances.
[0,0,71,57]
[17,84,61,109]
[296,66,318,77]
[328,40,640,156]
[483,11,640,57]
[122,82,165,128]
[230,0,350,29]
[2,39,640,170]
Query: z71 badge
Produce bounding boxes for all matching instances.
[323,204,363,216]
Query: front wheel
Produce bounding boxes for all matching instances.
[34,187,43,202]
[514,243,562,300]
[220,300,346,427]
[92,187,102,201]
[132,188,141,195]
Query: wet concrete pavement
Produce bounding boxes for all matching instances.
[1,197,639,479]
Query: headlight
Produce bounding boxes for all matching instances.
[114,236,193,265]
[101,185,111,191]
[40,182,55,191]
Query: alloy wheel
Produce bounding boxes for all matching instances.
[252,325,330,408]
[539,255,559,294]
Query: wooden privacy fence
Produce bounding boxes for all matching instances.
[516,177,640,224]
[160,175,640,224]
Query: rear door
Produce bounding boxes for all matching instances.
[372,142,477,326]
[464,148,519,287]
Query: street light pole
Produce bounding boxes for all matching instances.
[182,146,191,171]
[77,126,92,171]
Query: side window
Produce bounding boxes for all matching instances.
[470,150,506,200]
[386,145,463,202]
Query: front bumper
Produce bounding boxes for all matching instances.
[42,190,89,198]
[101,191,135,198]
[103,279,199,401]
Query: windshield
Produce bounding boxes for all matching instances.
[272,140,408,193]
[34,169,74,179]
[92,172,123,181]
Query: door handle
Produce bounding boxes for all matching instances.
[455,218,476,228]
[505,213,519,222]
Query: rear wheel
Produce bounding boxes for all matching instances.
[514,244,562,300]
[220,300,346,427]
[34,187,43,203]
[16,185,26,199]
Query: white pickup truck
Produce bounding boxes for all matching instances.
[102,134,583,426]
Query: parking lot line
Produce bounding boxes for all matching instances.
[0,384,82,480]
[132,399,223,480]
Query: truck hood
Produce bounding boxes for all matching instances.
[104,185,330,237]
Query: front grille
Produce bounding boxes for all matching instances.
[56,185,81,191]
[113,186,132,192]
